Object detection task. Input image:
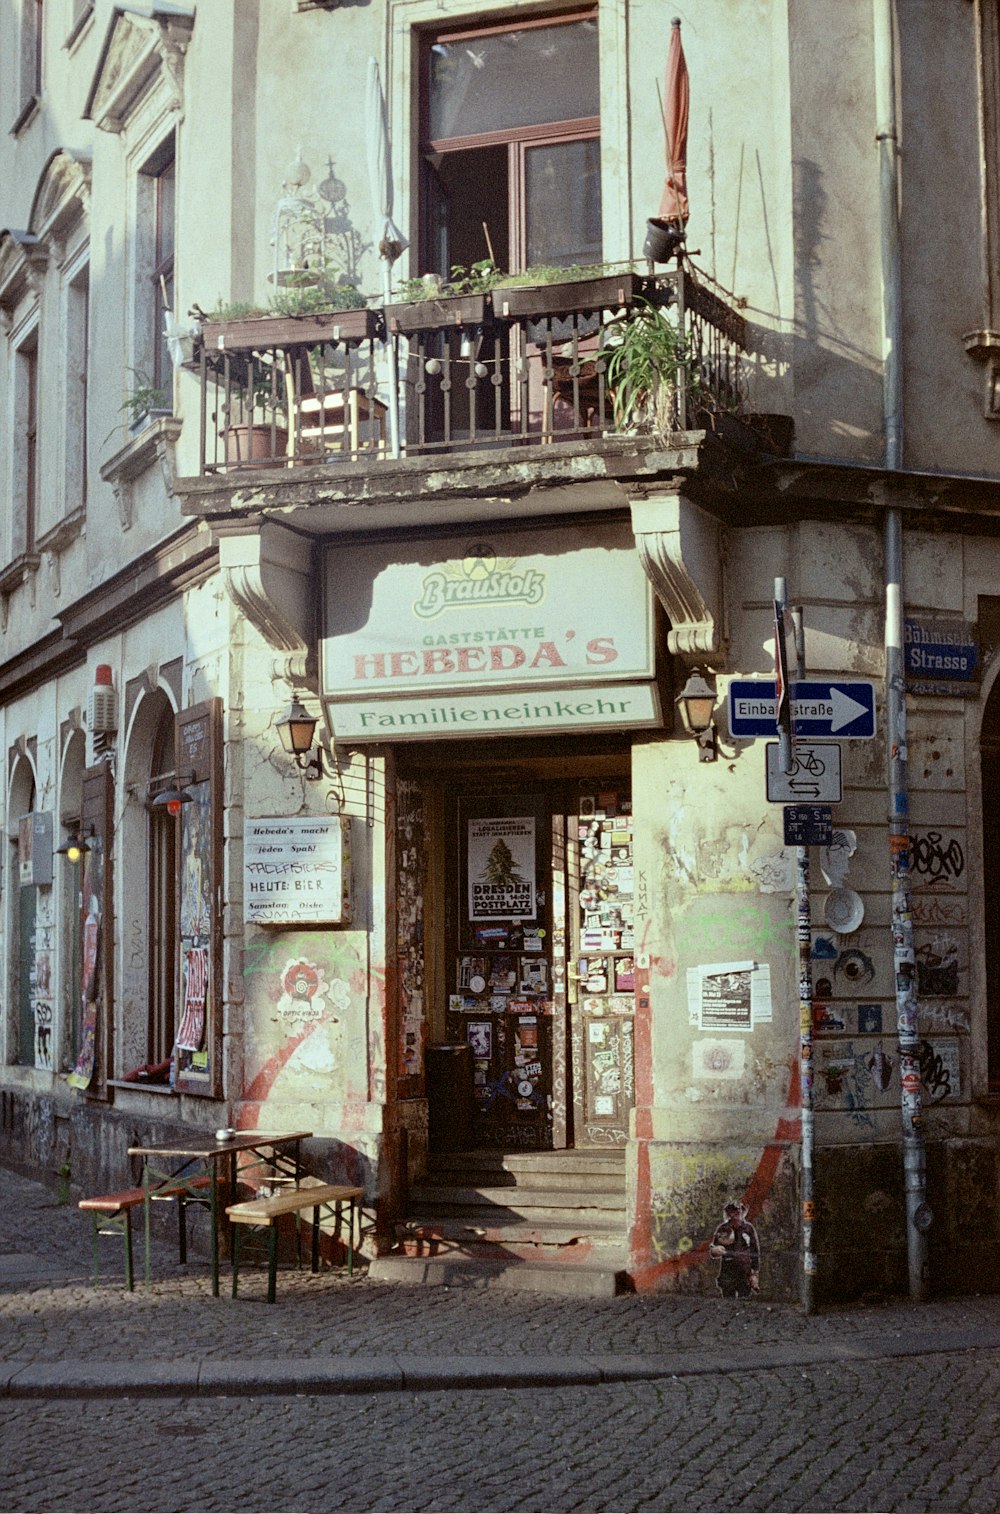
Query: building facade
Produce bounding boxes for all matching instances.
[1,0,999,1303]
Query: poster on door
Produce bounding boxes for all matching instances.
[468,817,536,921]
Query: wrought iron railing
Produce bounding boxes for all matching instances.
[195,266,747,475]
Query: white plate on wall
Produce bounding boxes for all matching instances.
[823,887,865,934]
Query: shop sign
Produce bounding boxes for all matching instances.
[327,682,662,740]
[321,523,660,740]
[904,618,979,695]
[244,816,351,926]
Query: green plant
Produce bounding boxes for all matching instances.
[268,277,368,317]
[603,300,702,433]
[205,278,368,323]
[103,369,169,444]
[494,261,612,289]
[390,262,498,302]
[205,298,269,322]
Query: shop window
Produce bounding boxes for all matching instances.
[420,12,601,279]
[173,699,223,1097]
[148,702,178,1067]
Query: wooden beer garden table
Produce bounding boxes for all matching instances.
[127,1130,312,1295]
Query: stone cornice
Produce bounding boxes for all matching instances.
[56,522,215,649]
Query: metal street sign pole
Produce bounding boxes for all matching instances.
[789,605,816,1315]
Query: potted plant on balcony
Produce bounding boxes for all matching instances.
[603,299,703,435]
[492,263,647,321]
[384,261,501,335]
[221,367,290,467]
[201,276,381,352]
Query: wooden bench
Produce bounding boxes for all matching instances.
[79,1176,218,1290]
[226,1183,363,1303]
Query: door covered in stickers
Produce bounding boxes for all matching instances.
[442,780,634,1149]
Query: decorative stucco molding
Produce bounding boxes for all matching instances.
[629,491,724,660]
[29,149,93,243]
[216,521,316,685]
[84,3,195,132]
[100,416,181,529]
[963,330,1000,419]
[0,231,48,315]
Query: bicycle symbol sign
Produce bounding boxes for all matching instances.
[765,742,843,804]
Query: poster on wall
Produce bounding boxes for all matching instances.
[686,961,774,1031]
[467,817,536,921]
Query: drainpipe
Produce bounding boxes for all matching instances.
[873,0,929,1301]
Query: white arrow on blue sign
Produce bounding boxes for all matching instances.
[728,679,877,739]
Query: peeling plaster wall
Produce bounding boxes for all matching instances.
[629,520,991,1302]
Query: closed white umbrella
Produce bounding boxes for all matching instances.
[366,56,406,457]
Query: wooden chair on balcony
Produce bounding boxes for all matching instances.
[283,347,387,460]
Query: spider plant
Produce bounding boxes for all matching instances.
[603,299,703,433]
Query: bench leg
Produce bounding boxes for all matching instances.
[311,1205,321,1274]
[231,1224,241,1299]
[347,1198,355,1278]
[267,1223,278,1304]
[177,1197,188,1265]
[124,1208,135,1292]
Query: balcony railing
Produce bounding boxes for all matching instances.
[195,267,747,476]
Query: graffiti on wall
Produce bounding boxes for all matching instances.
[909,829,966,890]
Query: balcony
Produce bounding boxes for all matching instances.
[193,267,747,477]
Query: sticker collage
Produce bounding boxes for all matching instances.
[575,791,636,1020]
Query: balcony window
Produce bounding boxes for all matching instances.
[421,12,601,279]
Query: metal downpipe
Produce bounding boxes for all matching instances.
[874,0,929,1301]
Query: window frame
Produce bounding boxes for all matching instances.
[418,10,601,279]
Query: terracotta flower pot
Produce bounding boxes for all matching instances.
[223,423,290,467]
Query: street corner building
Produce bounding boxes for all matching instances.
[0,0,998,1307]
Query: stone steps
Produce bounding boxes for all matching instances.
[368,1145,630,1297]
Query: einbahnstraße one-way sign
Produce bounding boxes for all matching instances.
[728,679,877,739]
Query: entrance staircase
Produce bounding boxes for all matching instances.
[368,1147,629,1297]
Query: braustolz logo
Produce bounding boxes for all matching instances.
[413,543,546,619]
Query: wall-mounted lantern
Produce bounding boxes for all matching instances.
[276,699,336,781]
[676,669,718,762]
[150,775,194,816]
[56,828,93,863]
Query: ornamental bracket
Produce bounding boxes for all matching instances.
[629,490,725,661]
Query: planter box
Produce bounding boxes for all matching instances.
[203,307,381,352]
[385,293,488,335]
[495,273,646,320]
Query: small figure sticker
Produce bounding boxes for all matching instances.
[709,1201,760,1299]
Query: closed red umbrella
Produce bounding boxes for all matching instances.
[659,17,689,224]
[645,17,689,261]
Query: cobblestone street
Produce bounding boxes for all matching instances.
[2,1167,999,1512]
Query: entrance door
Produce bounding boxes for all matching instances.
[567,785,635,1147]
[441,776,634,1149]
